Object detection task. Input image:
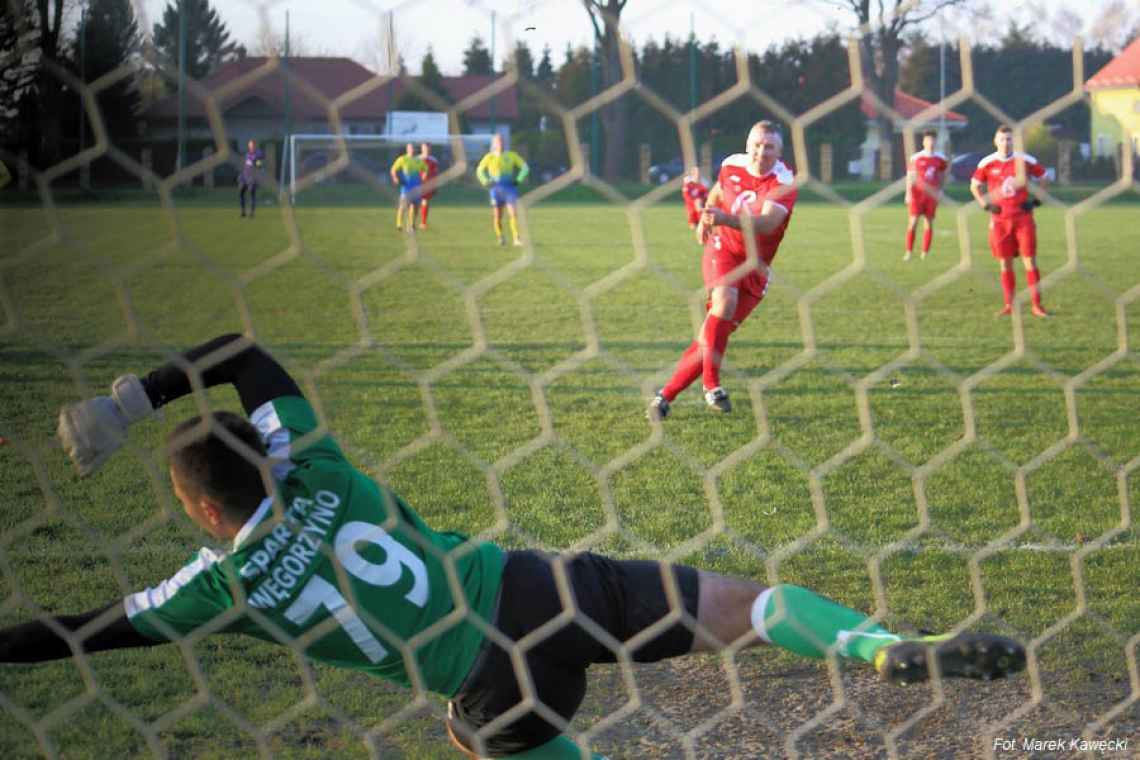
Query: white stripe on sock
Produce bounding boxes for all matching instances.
[750,587,777,643]
[836,630,901,656]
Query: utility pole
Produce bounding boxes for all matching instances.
[79,2,87,154]
[689,12,696,111]
[280,10,291,190]
[939,12,946,148]
[177,0,187,171]
[284,11,291,143]
[489,11,497,135]
[590,37,599,174]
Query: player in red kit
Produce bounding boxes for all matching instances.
[419,143,440,229]
[904,130,948,261]
[970,125,1049,318]
[649,121,797,420]
[682,166,709,229]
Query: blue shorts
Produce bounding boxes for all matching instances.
[489,183,518,207]
[398,175,422,203]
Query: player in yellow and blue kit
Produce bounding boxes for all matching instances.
[476,134,529,246]
[389,143,427,231]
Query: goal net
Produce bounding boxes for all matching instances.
[1,1,1137,757]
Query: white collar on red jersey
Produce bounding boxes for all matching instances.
[722,154,793,183]
[978,151,1038,168]
[911,149,947,161]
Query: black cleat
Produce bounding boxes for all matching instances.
[875,632,1026,686]
[647,391,671,421]
[704,386,732,413]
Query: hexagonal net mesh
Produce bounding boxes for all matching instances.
[0,1,1137,758]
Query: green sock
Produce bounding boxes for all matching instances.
[751,583,902,664]
[496,734,608,759]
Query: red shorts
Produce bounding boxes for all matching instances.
[705,288,763,326]
[421,190,435,202]
[908,194,938,219]
[686,208,700,225]
[701,248,769,301]
[988,213,1036,259]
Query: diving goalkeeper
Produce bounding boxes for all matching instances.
[1,334,1026,759]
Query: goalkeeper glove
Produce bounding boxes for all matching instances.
[58,374,155,477]
[1020,198,1042,212]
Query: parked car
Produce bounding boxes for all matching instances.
[949,152,986,182]
[648,158,684,184]
[531,164,568,183]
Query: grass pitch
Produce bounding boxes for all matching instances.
[1,193,1137,758]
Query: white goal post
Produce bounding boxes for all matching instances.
[282,132,497,205]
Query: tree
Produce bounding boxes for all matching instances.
[20,0,73,165]
[823,0,974,167]
[898,29,1113,151]
[581,0,630,180]
[462,35,492,75]
[77,0,141,141]
[0,0,39,148]
[508,40,534,79]
[507,40,540,130]
[897,32,936,98]
[535,44,555,87]
[251,28,320,58]
[153,0,245,80]
[1089,0,1140,53]
[395,48,452,114]
[420,47,447,95]
[556,45,592,107]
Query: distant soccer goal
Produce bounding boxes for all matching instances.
[282,131,497,205]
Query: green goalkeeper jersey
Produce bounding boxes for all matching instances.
[124,396,504,697]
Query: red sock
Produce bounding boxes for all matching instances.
[701,315,734,390]
[905,228,915,252]
[922,227,933,253]
[1026,268,1042,307]
[1001,269,1017,306]
[421,202,429,226]
[662,341,702,401]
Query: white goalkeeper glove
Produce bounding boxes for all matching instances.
[58,374,155,477]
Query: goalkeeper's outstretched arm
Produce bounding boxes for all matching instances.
[138,333,302,414]
[4,335,303,662]
[58,334,301,476]
[0,604,157,662]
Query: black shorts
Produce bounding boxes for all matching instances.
[448,550,700,756]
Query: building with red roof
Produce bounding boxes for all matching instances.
[854,89,968,179]
[142,57,519,143]
[1086,36,1140,159]
[859,89,968,126]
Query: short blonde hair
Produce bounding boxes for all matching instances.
[748,121,783,150]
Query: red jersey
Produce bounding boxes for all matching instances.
[682,178,709,212]
[421,154,439,181]
[972,151,1046,217]
[908,150,948,199]
[710,155,797,264]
